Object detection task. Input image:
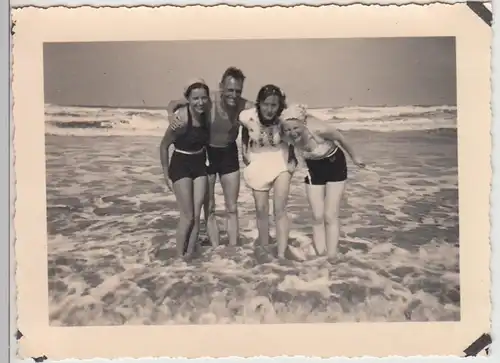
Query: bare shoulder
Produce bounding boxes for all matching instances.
[305,115,330,134]
[240,97,255,110]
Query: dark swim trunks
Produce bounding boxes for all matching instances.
[304,148,348,185]
[206,142,240,176]
[168,151,207,183]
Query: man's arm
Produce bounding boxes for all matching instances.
[167,105,190,132]
[167,99,188,115]
[241,126,250,165]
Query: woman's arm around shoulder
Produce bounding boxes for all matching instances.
[301,114,343,142]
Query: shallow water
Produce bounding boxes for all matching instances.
[45,129,460,326]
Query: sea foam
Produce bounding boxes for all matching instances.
[45,104,457,137]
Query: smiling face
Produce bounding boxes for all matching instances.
[187,87,210,115]
[220,76,244,108]
[259,95,281,122]
[282,119,306,142]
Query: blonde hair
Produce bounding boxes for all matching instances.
[281,104,308,125]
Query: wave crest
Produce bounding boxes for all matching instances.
[45,104,457,137]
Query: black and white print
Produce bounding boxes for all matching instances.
[44,37,459,326]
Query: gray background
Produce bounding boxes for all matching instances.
[6,1,498,363]
[44,38,456,108]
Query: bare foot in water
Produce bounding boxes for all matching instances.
[155,246,178,262]
[327,254,344,265]
[183,252,201,264]
[277,256,295,267]
[254,244,273,264]
[285,245,307,262]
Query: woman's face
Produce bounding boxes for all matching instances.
[282,120,306,141]
[187,87,210,114]
[259,95,281,121]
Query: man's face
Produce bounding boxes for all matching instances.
[220,76,244,108]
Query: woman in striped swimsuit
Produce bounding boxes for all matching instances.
[280,104,366,260]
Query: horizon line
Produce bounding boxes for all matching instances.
[44,102,458,110]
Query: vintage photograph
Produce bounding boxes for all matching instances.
[44,37,460,326]
[12,4,491,359]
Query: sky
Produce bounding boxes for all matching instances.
[43,37,456,109]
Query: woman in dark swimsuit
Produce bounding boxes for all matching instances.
[166,67,253,248]
[280,104,365,260]
[160,79,210,257]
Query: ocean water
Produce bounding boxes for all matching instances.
[45,104,457,136]
[45,104,460,326]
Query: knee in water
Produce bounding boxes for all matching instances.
[324,211,340,225]
[179,211,195,225]
[273,205,288,220]
[226,203,238,214]
[311,213,325,225]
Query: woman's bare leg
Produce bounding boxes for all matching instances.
[186,175,208,256]
[272,172,292,259]
[324,181,346,258]
[252,189,270,247]
[306,183,327,256]
[172,178,194,256]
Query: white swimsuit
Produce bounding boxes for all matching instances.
[240,108,290,191]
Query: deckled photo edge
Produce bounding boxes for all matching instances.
[11,4,491,359]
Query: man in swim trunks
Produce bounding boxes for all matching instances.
[167,67,254,247]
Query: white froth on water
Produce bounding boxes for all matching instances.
[44,103,457,137]
[45,104,459,326]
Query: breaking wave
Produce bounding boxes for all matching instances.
[44,104,457,137]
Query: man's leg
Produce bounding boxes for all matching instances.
[204,173,220,246]
[220,170,240,246]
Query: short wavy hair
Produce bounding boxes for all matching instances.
[220,67,246,84]
[255,84,287,123]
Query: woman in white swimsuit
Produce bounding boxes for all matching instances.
[280,104,366,260]
[240,85,298,260]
